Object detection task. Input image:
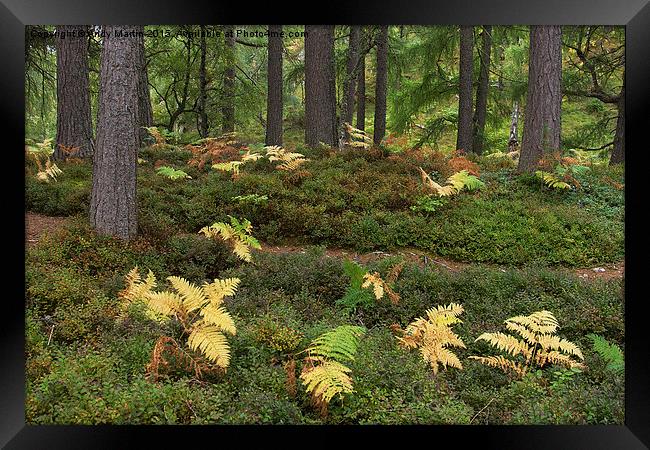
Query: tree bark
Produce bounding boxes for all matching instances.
[265,25,283,146]
[222,26,236,133]
[373,25,389,146]
[54,25,93,159]
[197,25,209,138]
[472,26,491,155]
[89,25,139,240]
[456,25,474,154]
[610,75,624,165]
[509,101,520,151]
[304,25,337,147]
[136,29,154,146]
[518,25,563,172]
[356,39,366,132]
[341,26,361,137]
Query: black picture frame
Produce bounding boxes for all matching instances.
[3,0,648,447]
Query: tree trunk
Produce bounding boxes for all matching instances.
[356,43,366,131]
[197,25,209,138]
[54,25,93,159]
[472,26,491,155]
[610,75,624,165]
[136,29,154,146]
[341,26,361,143]
[456,25,474,153]
[222,26,236,133]
[509,101,520,151]
[373,25,389,146]
[518,25,562,172]
[265,25,283,146]
[304,25,337,147]
[89,25,139,240]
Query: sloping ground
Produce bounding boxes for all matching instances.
[25,212,623,280]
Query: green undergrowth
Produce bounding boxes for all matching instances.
[25,225,624,425]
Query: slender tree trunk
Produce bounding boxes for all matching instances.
[197,25,209,138]
[472,25,491,155]
[136,29,154,146]
[456,25,474,153]
[304,25,337,147]
[222,26,236,133]
[341,26,361,143]
[54,25,93,159]
[356,45,366,131]
[518,25,562,172]
[610,75,624,165]
[373,25,389,146]
[509,101,520,151]
[265,25,283,146]
[89,25,139,240]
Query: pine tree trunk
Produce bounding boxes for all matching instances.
[356,43,366,132]
[89,25,139,240]
[197,25,209,138]
[265,25,283,146]
[54,25,93,160]
[373,26,388,146]
[304,25,337,147]
[518,25,562,173]
[456,25,474,154]
[136,27,153,146]
[341,26,361,142]
[222,27,236,133]
[472,26,491,155]
[610,76,624,165]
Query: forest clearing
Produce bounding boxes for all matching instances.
[24,24,624,425]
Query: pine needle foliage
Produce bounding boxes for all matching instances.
[119,267,240,372]
[300,325,366,416]
[395,303,466,375]
[588,334,624,374]
[469,310,584,379]
[418,168,485,197]
[199,216,261,262]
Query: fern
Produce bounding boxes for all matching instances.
[342,122,372,148]
[26,138,63,182]
[418,168,484,197]
[588,334,624,374]
[395,303,466,375]
[469,310,584,379]
[199,216,261,262]
[118,268,239,372]
[265,145,310,171]
[156,166,192,180]
[535,171,571,190]
[212,161,244,176]
[300,325,366,416]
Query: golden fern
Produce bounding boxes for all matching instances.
[418,168,484,197]
[199,216,261,262]
[118,268,240,371]
[361,272,401,304]
[342,123,372,148]
[535,171,571,190]
[469,310,584,379]
[212,161,244,177]
[395,303,466,375]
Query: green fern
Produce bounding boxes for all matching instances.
[336,260,375,311]
[156,166,191,180]
[447,170,486,192]
[300,325,366,415]
[306,325,367,363]
[588,334,624,374]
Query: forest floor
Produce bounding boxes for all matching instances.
[25,211,624,280]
